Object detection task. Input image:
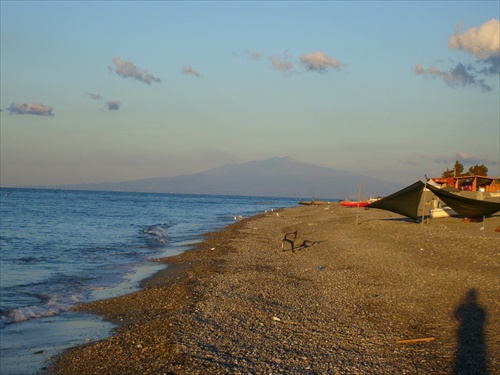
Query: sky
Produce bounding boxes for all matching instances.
[1,1,499,188]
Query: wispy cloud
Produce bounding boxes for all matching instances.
[88,93,102,100]
[264,49,346,75]
[106,101,121,111]
[7,102,54,117]
[108,57,161,85]
[299,51,345,73]
[269,50,294,73]
[399,158,419,166]
[182,65,200,77]
[420,152,498,166]
[244,49,261,60]
[414,63,492,93]
[415,19,499,93]
[87,92,120,111]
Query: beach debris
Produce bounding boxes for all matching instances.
[396,337,435,344]
[272,316,299,325]
[317,265,325,271]
[210,247,216,251]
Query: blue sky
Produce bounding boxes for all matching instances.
[1,1,499,187]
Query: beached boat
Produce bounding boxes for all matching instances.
[340,200,370,207]
[430,206,458,219]
[299,200,328,205]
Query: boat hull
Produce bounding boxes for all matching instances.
[340,201,370,207]
[430,206,458,219]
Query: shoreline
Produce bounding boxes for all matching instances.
[50,205,499,374]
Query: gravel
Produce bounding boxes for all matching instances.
[49,204,500,374]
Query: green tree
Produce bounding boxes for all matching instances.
[442,168,454,178]
[442,160,464,177]
[468,164,488,176]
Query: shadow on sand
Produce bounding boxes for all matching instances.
[454,289,489,375]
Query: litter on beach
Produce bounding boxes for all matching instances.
[396,337,436,344]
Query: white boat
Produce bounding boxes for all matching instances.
[430,206,458,219]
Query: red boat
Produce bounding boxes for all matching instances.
[340,200,370,207]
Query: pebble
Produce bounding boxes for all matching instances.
[50,205,500,374]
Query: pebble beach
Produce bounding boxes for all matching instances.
[50,204,499,374]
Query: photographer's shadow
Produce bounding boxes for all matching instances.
[454,289,489,374]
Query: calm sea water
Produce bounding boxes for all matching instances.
[0,188,299,374]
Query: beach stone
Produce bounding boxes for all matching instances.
[50,204,499,374]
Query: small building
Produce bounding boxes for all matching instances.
[430,175,500,193]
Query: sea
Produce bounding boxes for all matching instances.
[0,188,300,375]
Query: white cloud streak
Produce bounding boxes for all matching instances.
[7,102,54,117]
[266,50,346,75]
[109,57,161,85]
[299,51,345,72]
[182,65,200,77]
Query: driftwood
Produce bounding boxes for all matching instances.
[396,337,435,344]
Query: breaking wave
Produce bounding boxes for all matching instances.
[0,293,85,327]
[140,224,168,248]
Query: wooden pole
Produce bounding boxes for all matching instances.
[396,337,435,344]
[356,181,362,226]
[421,180,427,225]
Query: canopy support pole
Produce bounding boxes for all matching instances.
[356,182,362,226]
[421,180,427,225]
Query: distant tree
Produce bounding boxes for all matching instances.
[442,161,489,177]
[442,160,464,177]
[442,168,454,178]
[468,164,488,176]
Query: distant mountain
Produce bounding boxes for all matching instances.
[36,157,404,199]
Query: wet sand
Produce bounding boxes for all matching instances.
[50,204,499,374]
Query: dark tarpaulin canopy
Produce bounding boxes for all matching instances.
[367,181,425,221]
[426,184,500,218]
[442,185,460,193]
